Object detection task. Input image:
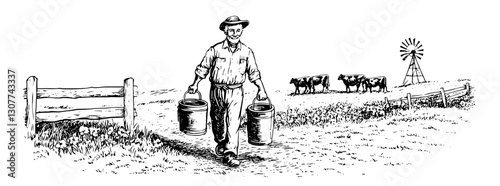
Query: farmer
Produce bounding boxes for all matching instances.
[188,15,268,167]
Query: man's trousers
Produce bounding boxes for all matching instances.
[209,84,244,155]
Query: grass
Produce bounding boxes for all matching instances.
[275,101,397,129]
[31,119,228,174]
[32,119,188,173]
[30,80,475,175]
[274,89,474,130]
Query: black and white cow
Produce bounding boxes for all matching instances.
[362,76,388,93]
[338,74,365,93]
[307,74,330,93]
[290,76,310,94]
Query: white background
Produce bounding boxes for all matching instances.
[1,0,499,185]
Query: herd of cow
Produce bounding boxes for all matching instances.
[289,74,388,94]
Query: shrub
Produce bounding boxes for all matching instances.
[275,101,401,129]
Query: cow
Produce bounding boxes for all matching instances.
[337,74,365,93]
[307,74,330,93]
[290,76,310,94]
[362,76,388,93]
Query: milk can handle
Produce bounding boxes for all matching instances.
[252,97,272,109]
[184,90,202,102]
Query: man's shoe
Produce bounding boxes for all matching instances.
[214,144,225,157]
[222,152,241,167]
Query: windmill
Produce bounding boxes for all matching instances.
[400,38,426,86]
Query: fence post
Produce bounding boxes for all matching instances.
[124,78,135,134]
[384,97,389,105]
[26,76,38,139]
[465,82,470,95]
[440,87,447,107]
[407,93,412,109]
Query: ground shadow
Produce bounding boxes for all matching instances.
[150,133,276,164]
[238,141,293,163]
[151,133,218,161]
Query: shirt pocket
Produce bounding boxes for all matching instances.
[214,57,226,69]
[238,58,247,74]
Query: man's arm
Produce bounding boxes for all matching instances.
[188,47,215,93]
[252,79,268,101]
[247,49,267,101]
[188,75,203,94]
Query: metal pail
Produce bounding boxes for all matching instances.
[246,98,275,146]
[177,91,208,136]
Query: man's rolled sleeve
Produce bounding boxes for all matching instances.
[195,47,215,79]
[246,49,261,82]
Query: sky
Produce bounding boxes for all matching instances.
[1,0,500,185]
[2,0,498,93]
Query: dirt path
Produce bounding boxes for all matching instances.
[134,80,470,177]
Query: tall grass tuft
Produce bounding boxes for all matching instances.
[33,119,171,157]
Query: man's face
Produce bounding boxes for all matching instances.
[224,24,243,44]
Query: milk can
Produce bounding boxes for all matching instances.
[246,98,275,145]
[177,91,208,136]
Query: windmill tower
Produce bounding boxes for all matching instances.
[400,38,426,86]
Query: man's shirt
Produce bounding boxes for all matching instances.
[195,39,261,84]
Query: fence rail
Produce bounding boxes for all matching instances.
[23,86,139,99]
[36,107,125,122]
[24,76,138,138]
[384,82,470,108]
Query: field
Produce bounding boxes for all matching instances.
[31,79,474,177]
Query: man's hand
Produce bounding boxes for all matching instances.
[252,79,268,101]
[188,84,198,94]
[257,90,268,101]
[189,75,203,94]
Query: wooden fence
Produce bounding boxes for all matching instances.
[24,76,138,138]
[384,82,471,108]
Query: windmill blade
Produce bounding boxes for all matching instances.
[401,41,408,48]
[405,39,410,46]
[403,54,411,61]
[400,50,409,53]
[416,53,424,56]
[400,45,408,50]
[417,44,423,49]
[417,49,424,52]
[416,55,422,60]
[413,38,416,46]
[409,37,413,45]
[416,41,421,48]
[404,54,411,61]
[401,52,410,57]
